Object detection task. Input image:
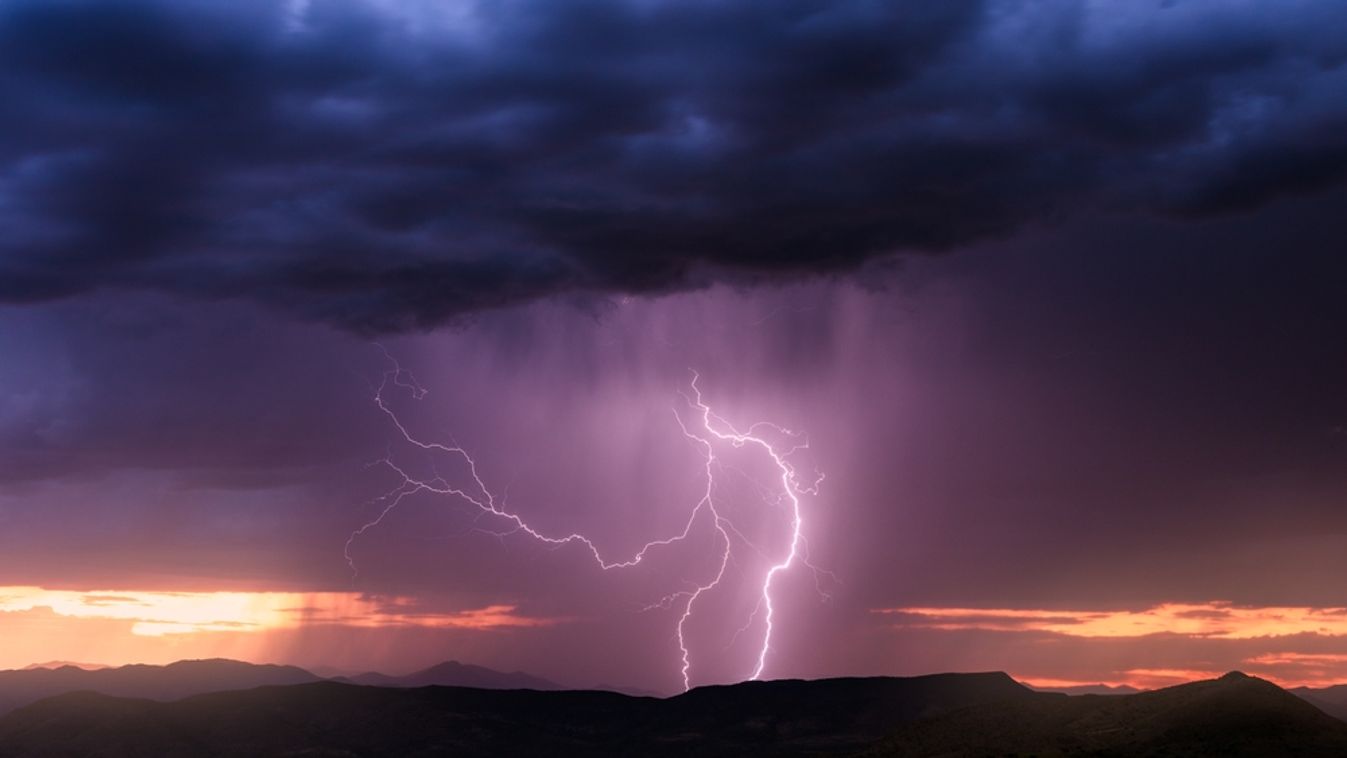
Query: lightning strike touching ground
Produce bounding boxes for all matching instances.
[346,352,828,690]
[681,372,823,681]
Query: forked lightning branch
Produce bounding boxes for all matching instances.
[345,352,830,691]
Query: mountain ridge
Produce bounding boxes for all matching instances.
[1293,683,1347,723]
[337,659,564,691]
[17,661,110,672]
[0,658,581,716]
[3,659,1347,755]
[6,670,1344,755]
[868,670,1347,756]
[0,671,1033,756]
[0,658,319,716]
[1028,682,1143,696]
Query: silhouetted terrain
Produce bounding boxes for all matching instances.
[1293,684,1347,723]
[0,672,1026,756]
[0,659,318,715]
[1028,683,1142,696]
[1,670,1345,756]
[18,662,108,672]
[338,660,563,691]
[868,672,1347,756]
[0,659,567,716]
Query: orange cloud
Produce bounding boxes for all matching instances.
[0,586,564,638]
[1246,652,1347,666]
[876,602,1347,639]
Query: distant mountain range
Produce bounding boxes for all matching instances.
[0,671,1028,756]
[1026,682,1142,696]
[334,660,563,691]
[1,668,1346,755]
[0,658,573,716]
[868,672,1347,756]
[0,659,320,716]
[1293,684,1347,723]
[19,661,110,672]
[3,660,1347,755]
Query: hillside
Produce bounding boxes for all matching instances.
[2,669,1345,756]
[868,671,1347,756]
[0,672,1030,756]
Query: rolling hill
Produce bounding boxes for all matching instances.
[0,672,1029,756]
[0,669,1344,755]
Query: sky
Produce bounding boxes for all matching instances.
[2,0,1347,694]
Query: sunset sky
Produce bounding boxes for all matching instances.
[2,0,1347,694]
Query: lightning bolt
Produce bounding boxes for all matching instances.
[680,372,822,681]
[347,351,829,690]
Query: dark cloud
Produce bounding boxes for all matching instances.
[1,0,1346,334]
[0,294,379,488]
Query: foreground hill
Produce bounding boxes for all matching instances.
[0,659,318,716]
[868,672,1347,756]
[0,672,1028,756]
[1,670,1344,756]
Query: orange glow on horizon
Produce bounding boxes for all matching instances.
[876,601,1347,689]
[1017,669,1227,691]
[876,602,1347,640]
[0,585,567,670]
[0,586,560,636]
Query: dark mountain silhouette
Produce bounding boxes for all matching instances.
[303,664,362,679]
[0,659,318,716]
[19,661,109,672]
[658,672,1031,743]
[868,671,1347,756]
[590,681,665,698]
[0,672,1029,756]
[338,660,563,691]
[1293,684,1347,723]
[1027,682,1143,696]
[2,669,1345,755]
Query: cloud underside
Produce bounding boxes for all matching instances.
[2,0,1346,331]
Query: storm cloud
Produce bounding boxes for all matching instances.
[3,0,1346,331]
